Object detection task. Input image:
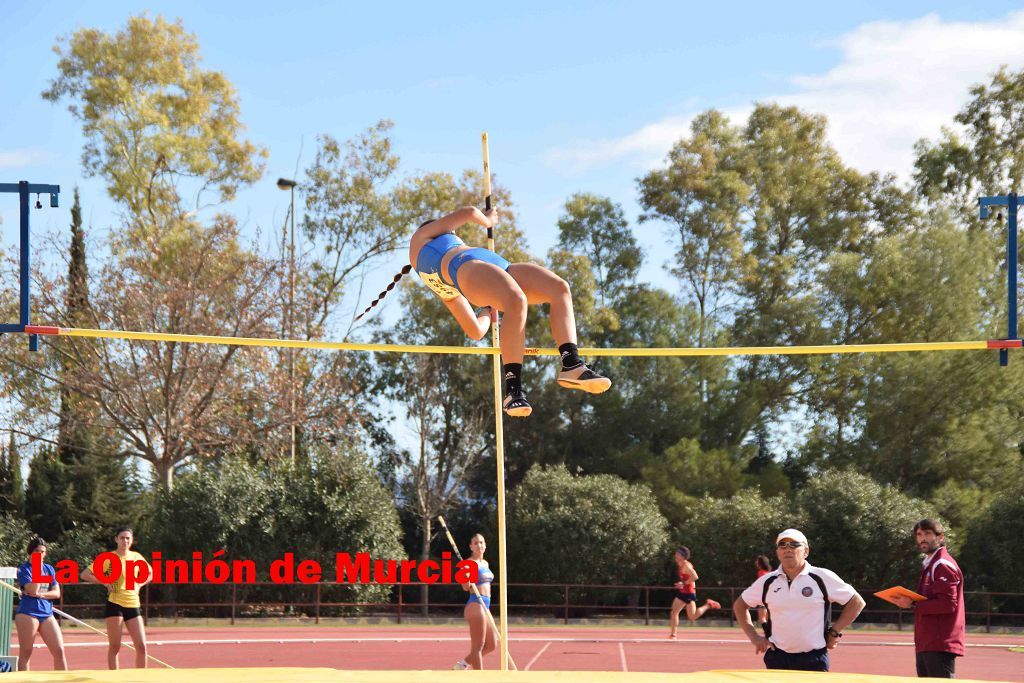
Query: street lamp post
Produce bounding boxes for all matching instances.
[277,178,298,462]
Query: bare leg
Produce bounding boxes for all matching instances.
[669,598,684,638]
[481,613,497,657]
[457,261,528,364]
[686,598,719,621]
[506,263,576,345]
[15,613,40,671]
[124,617,148,668]
[105,616,122,669]
[37,617,67,670]
[506,262,611,394]
[463,603,489,670]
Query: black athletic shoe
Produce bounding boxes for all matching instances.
[556,363,611,394]
[502,388,532,417]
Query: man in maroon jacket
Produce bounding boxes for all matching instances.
[893,519,965,678]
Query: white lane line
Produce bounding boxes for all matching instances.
[618,641,628,672]
[15,636,1020,650]
[523,641,551,671]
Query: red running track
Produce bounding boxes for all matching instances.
[12,626,1024,681]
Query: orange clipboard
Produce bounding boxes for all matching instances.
[874,586,926,606]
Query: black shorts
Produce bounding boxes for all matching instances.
[764,646,829,672]
[104,601,141,622]
[675,592,697,603]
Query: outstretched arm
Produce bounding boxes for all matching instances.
[412,206,497,243]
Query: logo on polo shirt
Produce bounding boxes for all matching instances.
[801,586,813,597]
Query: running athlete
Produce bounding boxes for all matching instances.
[358,206,611,417]
[453,534,496,670]
[668,546,721,639]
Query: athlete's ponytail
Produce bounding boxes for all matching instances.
[355,265,412,322]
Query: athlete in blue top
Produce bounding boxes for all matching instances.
[453,534,497,670]
[14,537,68,671]
[359,206,611,417]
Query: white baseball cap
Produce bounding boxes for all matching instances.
[776,529,808,546]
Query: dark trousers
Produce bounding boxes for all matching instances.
[916,651,957,678]
[764,646,829,672]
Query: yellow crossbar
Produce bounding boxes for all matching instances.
[23,327,1007,358]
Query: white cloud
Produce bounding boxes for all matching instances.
[542,116,693,174]
[543,106,752,175]
[0,149,48,171]
[545,11,1024,178]
[783,12,1024,177]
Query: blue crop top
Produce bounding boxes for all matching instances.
[415,233,464,301]
[16,561,56,619]
[475,559,494,587]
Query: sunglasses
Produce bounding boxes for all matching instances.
[776,541,804,549]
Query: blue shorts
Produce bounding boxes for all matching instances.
[467,594,492,609]
[448,249,510,293]
[675,592,697,603]
[15,611,54,623]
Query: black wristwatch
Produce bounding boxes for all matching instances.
[827,627,842,639]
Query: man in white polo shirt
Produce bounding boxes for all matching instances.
[732,528,866,672]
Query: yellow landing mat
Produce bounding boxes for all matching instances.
[0,670,1013,683]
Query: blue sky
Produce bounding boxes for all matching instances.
[5,2,1024,461]
[4,1,1024,314]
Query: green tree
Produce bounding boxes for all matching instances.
[638,110,747,351]
[914,66,1024,210]
[146,446,403,610]
[55,189,139,528]
[25,447,72,540]
[0,431,25,516]
[301,122,411,334]
[797,470,939,589]
[0,513,33,566]
[963,477,1024,593]
[507,465,669,585]
[40,15,282,488]
[43,16,265,219]
[683,489,800,588]
[634,104,896,462]
[639,438,746,529]
[806,214,1024,493]
[556,193,641,309]
[256,445,405,610]
[723,105,882,456]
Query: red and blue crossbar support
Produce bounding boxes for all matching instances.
[980,193,1023,366]
[0,181,60,351]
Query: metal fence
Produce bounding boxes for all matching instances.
[47,582,1024,632]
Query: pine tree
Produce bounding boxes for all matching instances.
[50,189,138,535]
[0,432,27,516]
[25,446,71,539]
[57,187,88,470]
[0,434,14,514]
[8,431,24,515]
